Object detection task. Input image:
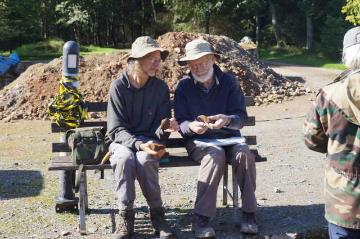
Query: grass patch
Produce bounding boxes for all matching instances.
[260,46,346,70]
[80,45,126,55]
[1,39,122,60]
[15,38,64,60]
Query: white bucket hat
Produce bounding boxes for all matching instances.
[127,36,169,62]
[343,26,360,49]
[178,39,219,66]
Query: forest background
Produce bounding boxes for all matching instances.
[1,0,360,61]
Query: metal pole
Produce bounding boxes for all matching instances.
[55,41,80,212]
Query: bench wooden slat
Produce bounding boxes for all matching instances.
[49,148,266,171]
[85,97,255,112]
[51,116,256,133]
[49,155,198,170]
[52,135,257,152]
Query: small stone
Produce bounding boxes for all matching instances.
[272,235,293,239]
[60,231,70,236]
[88,227,98,233]
[89,112,100,119]
[274,187,282,193]
[286,232,298,238]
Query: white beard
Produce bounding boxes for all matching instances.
[192,67,214,83]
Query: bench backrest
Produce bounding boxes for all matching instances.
[51,96,266,163]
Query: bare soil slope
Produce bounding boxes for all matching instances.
[0,32,307,121]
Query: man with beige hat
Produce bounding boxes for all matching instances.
[107,36,178,239]
[174,39,258,237]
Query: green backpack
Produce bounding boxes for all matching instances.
[66,127,107,165]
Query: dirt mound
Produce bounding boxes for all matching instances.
[0,32,308,121]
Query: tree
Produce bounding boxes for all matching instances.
[269,0,281,47]
[166,0,224,33]
[0,0,42,50]
[342,0,360,25]
[55,1,90,42]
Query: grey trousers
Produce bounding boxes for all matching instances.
[109,142,163,210]
[186,141,257,218]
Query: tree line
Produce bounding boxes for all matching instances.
[0,0,359,59]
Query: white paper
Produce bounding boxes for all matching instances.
[67,54,77,68]
[193,136,246,146]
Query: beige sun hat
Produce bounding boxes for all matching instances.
[127,36,169,62]
[178,39,219,66]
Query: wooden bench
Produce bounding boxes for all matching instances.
[48,96,266,234]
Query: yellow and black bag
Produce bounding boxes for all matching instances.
[48,76,88,129]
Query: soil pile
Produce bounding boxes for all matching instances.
[0,32,308,121]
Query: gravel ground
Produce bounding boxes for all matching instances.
[0,64,342,238]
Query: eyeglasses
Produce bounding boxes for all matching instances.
[190,55,213,68]
[145,56,161,65]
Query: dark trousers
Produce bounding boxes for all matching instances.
[328,223,360,239]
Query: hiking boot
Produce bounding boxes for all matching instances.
[149,207,175,239]
[192,213,216,238]
[114,209,135,239]
[240,212,258,234]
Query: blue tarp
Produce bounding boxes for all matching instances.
[0,53,20,76]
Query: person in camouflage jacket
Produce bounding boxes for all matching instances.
[304,27,360,238]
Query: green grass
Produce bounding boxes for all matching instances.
[260,46,346,70]
[80,45,126,55]
[1,38,122,60]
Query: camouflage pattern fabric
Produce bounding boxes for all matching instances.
[304,72,360,229]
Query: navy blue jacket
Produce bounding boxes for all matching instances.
[174,65,247,139]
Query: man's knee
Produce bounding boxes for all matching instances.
[136,151,159,168]
[110,143,136,168]
[204,146,226,166]
[234,146,255,166]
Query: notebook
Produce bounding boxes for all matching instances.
[193,136,246,146]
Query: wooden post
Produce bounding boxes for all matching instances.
[79,170,87,235]
[222,165,228,205]
[232,166,239,224]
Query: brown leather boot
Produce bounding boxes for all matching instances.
[114,209,135,239]
[150,207,175,239]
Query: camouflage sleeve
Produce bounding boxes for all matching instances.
[303,93,328,153]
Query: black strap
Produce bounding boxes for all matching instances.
[332,69,352,84]
[74,164,84,193]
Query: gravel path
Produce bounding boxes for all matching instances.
[0,64,343,238]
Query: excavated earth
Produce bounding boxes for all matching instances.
[0,32,309,121]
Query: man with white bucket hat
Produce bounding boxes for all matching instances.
[107,36,178,239]
[174,39,258,237]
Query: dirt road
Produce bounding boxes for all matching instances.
[0,64,343,238]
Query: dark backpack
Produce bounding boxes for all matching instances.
[66,127,107,165]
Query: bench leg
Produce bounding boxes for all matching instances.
[232,166,239,224]
[222,165,228,206]
[84,171,89,212]
[79,171,87,235]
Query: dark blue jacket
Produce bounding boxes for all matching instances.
[174,65,247,139]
